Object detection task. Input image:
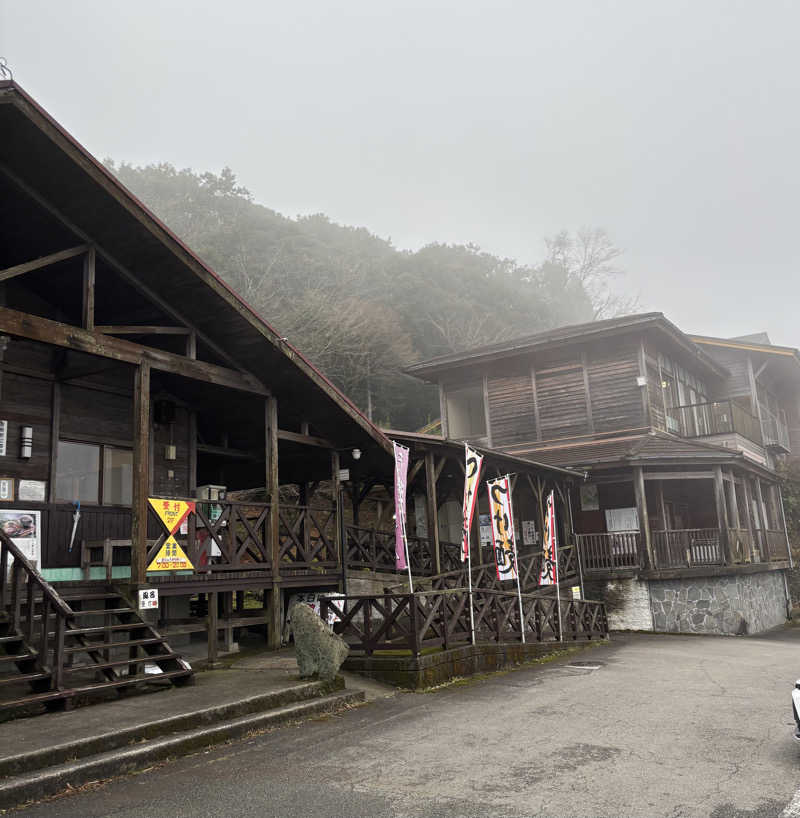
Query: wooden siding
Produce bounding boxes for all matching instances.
[646,362,665,431]
[587,343,643,432]
[535,364,589,439]
[487,368,536,446]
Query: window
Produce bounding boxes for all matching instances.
[446,384,486,439]
[56,441,133,505]
[103,447,133,505]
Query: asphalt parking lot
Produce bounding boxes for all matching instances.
[15,629,800,817]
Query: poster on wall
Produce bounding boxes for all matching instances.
[580,483,600,511]
[479,513,492,545]
[522,520,539,546]
[605,507,639,532]
[18,480,46,503]
[0,509,41,570]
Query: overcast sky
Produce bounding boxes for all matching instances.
[2,1,799,344]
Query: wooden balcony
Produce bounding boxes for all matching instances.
[666,400,763,447]
[760,406,791,453]
[578,526,790,573]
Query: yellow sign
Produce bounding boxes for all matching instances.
[147,536,194,572]
[148,498,194,535]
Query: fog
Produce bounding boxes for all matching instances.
[2,1,799,344]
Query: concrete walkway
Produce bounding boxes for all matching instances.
[0,647,394,772]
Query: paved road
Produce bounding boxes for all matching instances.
[15,631,800,817]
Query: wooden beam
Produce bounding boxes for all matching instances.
[131,362,151,586]
[0,244,89,282]
[0,163,245,373]
[81,247,95,331]
[0,306,269,395]
[276,429,334,449]
[331,450,343,584]
[186,331,197,360]
[196,443,260,461]
[96,325,191,335]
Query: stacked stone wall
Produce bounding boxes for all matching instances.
[649,570,788,635]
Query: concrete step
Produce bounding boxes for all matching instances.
[0,686,364,810]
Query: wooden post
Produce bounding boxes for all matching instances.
[131,362,151,586]
[266,396,281,649]
[221,592,234,653]
[742,478,758,561]
[633,466,654,569]
[425,452,441,574]
[48,381,61,502]
[331,450,344,591]
[81,247,95,331]
[726,470,742,562]
[713,465,732,564]
[207,591,219,664]
[754,478,768,561]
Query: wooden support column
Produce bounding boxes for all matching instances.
[131,362,150,586]
[331,451,344,593]
[754,478,768,560]
[632,466,654,569]
[81,247,95,331]
[207,591,219,665]
[424,452,441,574]
[742,478,758,561]
[266,396,281,649]
[726,470,742,562]
[221,592,234,653]
[48,380,61,502]
[713,465,732,564]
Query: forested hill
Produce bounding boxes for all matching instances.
[105,161,632,430]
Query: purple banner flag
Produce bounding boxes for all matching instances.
[393,441,410,571]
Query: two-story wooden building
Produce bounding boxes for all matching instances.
[406,313,794,635]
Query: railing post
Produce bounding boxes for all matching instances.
[266,395,281,650]
[409,594,420,656]
[53,616,66,690]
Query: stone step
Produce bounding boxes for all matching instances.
[0,687,364,810]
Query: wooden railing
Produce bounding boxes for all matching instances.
[320,588,608,656]
[728,528,753,564]
[652,528,722,568]
[760,406,791,452]
[762,529,790,562]
[145,500,341,575]
[421,544,579,595]
[344,525,462,576]
[576,532,640,572]
[666,400,763,446]
[0,529,73,694]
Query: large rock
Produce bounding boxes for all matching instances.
[290,601,349,681]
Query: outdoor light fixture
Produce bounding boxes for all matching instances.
[352,448,362,460]
[19,426,32,459]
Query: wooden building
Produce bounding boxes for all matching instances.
[0,81,608,712]
[406,313,795,634]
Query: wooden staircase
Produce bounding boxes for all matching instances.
[0,532,192,716]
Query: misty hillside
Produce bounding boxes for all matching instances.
[105,161,630,429]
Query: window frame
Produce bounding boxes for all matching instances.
[56,438,134,508]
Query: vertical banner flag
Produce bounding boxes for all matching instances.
[539,490,558,586]
[461,447,484,562]
[487,475,518,581]
[393,442,410,572]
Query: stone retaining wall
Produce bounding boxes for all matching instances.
[649,570,788,635]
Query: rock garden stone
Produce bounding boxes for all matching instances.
[290,601,350,681]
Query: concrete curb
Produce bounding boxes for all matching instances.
[0,677,344,779]
[0,688,364,811]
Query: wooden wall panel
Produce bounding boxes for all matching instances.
[60,384,133,442]
[0,372,52,482]
[535,365,589,439]
[647,362,665,431]
[587,344,644,432]
[487,370,536,446]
